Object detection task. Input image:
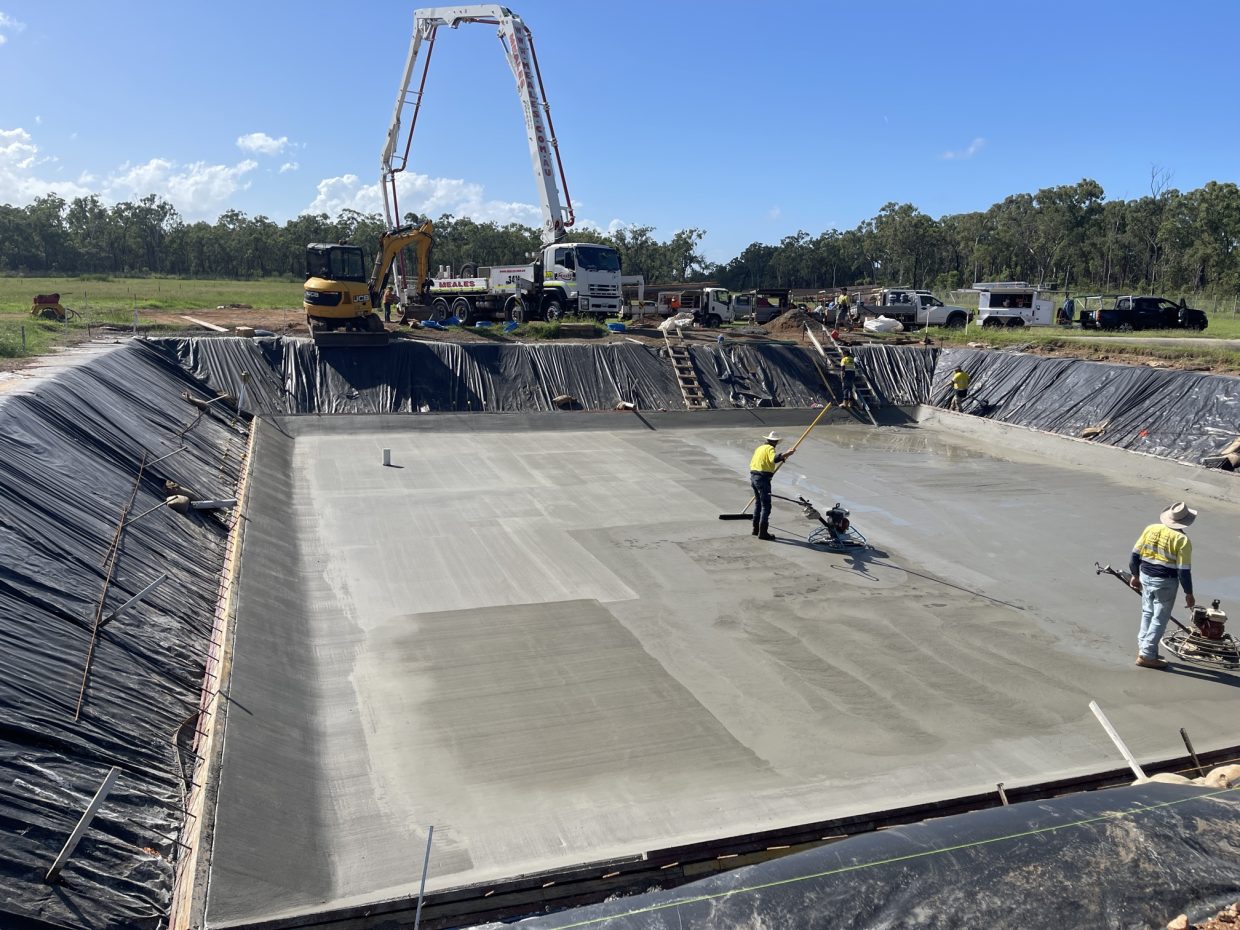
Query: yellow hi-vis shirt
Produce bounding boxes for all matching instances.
[951,370,970,390]
[1133,524,1192,570]
[750,444,777,473]
[841,355,855,370]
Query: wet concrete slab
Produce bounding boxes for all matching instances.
[206,414,1240,927]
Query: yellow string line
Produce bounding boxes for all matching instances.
[540,785,1240,929]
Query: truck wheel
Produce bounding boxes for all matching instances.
[430,297,450,322]
[705,313,722,328]
[945,312,967,329]
[452,297,474,324]
[1118,322,1133,332]
[505,296,527,323]
[460,262,478,278]
[365,313,384,333]
[1005,318,1025,328]
[544,297,565,321]
[981,317,1003,329]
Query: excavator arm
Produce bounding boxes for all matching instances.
[369,220,435,304]
[381,5,573,247]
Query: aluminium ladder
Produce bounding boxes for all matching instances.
[805,325,879,426]
[663,327,711,409]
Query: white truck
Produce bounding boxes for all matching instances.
[972,282,1058,328]
[379,6,624,324]
[425,242,623,324]
[858,288,970,329]
[651,287,736,327]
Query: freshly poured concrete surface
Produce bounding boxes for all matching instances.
[207,416,1240,926]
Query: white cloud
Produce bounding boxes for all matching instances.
[767,206,782,220]
[0,126,255,217]
[236,132,289,156]
[107,158,257,213]
[0,128,93,202]
[941,137,986,161]
[306,170,542,226]
[0,12,25,45]
[278,161,299,174]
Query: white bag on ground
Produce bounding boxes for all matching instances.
[658,313,696,332]
[864,315,904,334]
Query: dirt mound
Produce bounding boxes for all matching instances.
[765,310,816,340]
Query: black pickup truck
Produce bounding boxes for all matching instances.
[1078,295,1208,331]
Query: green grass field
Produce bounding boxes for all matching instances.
[3,273,1240,366]
[0,275,302,315]
[0,275,303,359]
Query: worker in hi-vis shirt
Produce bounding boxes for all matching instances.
[748,431,794,541]
[1129,501,1197,669]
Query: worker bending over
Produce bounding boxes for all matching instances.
[749,431,794,541]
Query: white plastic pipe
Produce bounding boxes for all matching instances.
[1089,700,1147,780]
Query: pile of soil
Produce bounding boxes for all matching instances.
[764,310,817,341]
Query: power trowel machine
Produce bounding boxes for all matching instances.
[1096,563,1240,670]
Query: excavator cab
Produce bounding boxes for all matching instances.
[303,243,389,346]
[305,244,367,284]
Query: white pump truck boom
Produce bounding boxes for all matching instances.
[381,5,624,324]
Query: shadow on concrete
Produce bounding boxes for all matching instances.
[1167,663,1240,689]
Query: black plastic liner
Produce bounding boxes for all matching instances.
[151,337,933,415]
[508,784,1240,930]
[932,347,1240,463]
[0,342,248,928]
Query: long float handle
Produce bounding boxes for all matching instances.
[738,404,833,513]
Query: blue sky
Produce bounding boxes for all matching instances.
[1,0,1237,262]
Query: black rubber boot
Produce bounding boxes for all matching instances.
[751,521,760,536]
[758,523,776,541]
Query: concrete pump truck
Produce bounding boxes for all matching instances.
[304,5,623,343]
[385,5,622,325]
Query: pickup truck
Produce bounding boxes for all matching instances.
[733,289,791,325]
[1078,295,1208,331]
[858,288,970,329]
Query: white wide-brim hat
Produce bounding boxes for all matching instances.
[763,431,781,442]
[1160,501,1197,530]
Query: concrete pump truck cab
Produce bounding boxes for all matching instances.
[302,5,623,345]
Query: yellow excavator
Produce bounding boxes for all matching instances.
[303,220,434,347]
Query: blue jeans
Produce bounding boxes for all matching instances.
[1138,572,1178,659]
[750,471,773,527]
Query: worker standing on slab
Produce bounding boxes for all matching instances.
[949,366,970,411]
[840,352,856,408]
[749,431,794,540]
[1129,502,1197,669]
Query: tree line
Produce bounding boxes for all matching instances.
[2,175,1238,296]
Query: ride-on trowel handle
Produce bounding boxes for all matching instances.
[1094,563,1193,635]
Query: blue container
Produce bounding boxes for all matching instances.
[474,321,493,328]
[607,322,626,332]
[445,316,461,326]
[503,321,519,332]
[421,320,444,330]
